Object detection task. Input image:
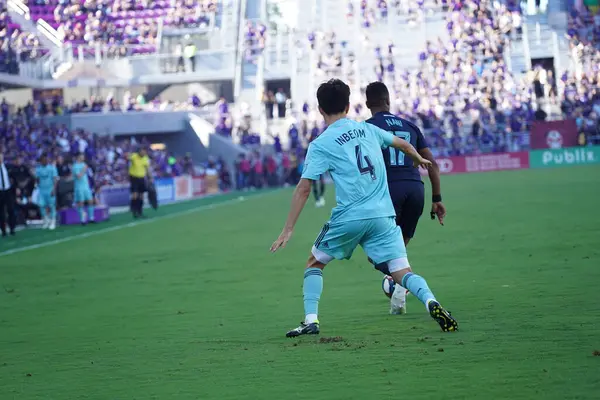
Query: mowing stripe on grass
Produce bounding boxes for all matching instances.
[0,191,272,258]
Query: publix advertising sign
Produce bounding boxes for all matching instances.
[529,146,600,168]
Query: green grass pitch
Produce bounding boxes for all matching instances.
[1,166,599,399]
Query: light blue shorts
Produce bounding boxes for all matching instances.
[312,217,410,272]
[38,190,56,208]
[74,187,93,203]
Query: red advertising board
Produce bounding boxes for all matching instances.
[192,175,206,197]
[530,120,578,149]
[421,152,530,175]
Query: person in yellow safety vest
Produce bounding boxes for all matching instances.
[184,42,197,72]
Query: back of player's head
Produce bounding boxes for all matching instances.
[316,79,350,116]
[365,81,390,110]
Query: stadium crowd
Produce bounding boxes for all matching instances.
[562,6,600,144]
[1,0,599,207]
[241,0,600,151]
[0,0,219,70]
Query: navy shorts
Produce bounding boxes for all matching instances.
[388,180,425,239]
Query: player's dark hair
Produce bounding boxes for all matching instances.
[365,81,390,110]
[316,79,350,116]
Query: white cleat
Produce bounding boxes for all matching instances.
[48,220,56,231]
[390,288,407,315]
[316,197,326,208]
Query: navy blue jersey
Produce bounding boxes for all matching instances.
[366,112,428,182]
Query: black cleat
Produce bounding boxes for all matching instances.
[286,322,320,338]
[428,301,458,332]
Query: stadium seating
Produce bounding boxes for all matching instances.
[561,6,600,144]
[249,0,537,156]
[0,0,220,67]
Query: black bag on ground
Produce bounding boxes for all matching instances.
[147,182,158,210]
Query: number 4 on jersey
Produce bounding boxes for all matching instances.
[355,145,376,180]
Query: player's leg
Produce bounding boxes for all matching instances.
[48,193,57,230]
[397,181,425,247]
[312,176,325,207]
[74,189,85,224]
[129,176,138,217]
[136,178,146,217]
[370,182,408,275]
[318,175,325,199]
[389,181,425,312]
[85,189,95,223]
[312,179,320,203]
[38,191,49,228]
[0,191,7,236]
[362,218,457,332]
[286,221,361,337]
[316,175,326,207]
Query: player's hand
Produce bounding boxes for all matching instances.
[414,156,432,169]
[270,228,293,252]
[430,202,446,226]
[16,188,21,196]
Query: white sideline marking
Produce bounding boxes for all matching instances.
[0,194,263,258]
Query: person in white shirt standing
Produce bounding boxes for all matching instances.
[0,152,17,237]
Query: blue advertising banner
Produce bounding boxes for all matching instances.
[155,178,175,204]
[98,184,130,207]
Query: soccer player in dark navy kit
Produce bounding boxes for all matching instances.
[365,81,446,314]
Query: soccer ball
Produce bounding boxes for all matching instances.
[382,275,396,298]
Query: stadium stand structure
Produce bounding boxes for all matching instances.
[0,0,598,195]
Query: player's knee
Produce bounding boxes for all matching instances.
[306,253,326,270]
[387,257,411,282]
[373,261,391,275]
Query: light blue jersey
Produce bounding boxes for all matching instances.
[36,164,58,192]
[302,118,396,223]
[72,162,90,190]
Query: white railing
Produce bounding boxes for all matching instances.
[156,18,165,54]
[7,0,63,49]
[37,19,63,48]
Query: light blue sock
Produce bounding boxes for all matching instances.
[77,206,84,222]
[401,272,436,308]
[87,205,95,221]
[49,205,56,220]
[303,268,323,323]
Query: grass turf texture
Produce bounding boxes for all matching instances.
[1,166,599,399]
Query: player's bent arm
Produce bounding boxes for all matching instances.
[418,147,441,197]
[390,137,431,168]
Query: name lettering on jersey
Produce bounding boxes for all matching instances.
[385,119,403,128]
[334,129,366,146]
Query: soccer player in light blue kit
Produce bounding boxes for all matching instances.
[72,152,95,225]
[271,79,458,336]
[35,154,59,230]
